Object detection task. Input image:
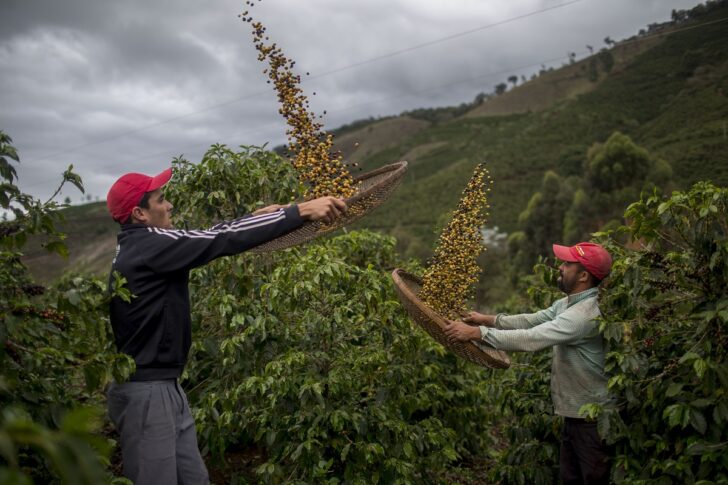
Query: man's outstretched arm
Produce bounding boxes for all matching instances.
[252,196,346,223]
[144,196,346,273]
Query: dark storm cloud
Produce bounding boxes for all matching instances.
[0,0,704,203]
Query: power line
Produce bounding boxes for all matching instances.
[20,0,585,165]
[305,0,584,79]
[17,52,578,192]
[19,13,728,193]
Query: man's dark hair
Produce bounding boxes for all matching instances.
[123,191,153,224]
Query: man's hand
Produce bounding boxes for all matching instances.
[463,311,496,327]
[444,319,481,343]
[298,197,347,223]
[252,204,289,216]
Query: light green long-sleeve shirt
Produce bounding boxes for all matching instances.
[478,287,608,418]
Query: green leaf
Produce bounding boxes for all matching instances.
[666,382,683,397]
[686,441,705,456]
[44,240,69,258]
[340,443,351,462]
[266,430,277,447]
[693,358,708,379]
[663,404,684,428]
[61,407,102,435]
[689,409,707,435]
[62,165,85,194]
[82,364,104,392]
[679,351,700,364]
[64,289,82,306]
[403,442,413,459]
[713,400,728,425]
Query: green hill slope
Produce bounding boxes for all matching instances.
[345,5,728,256]
[464,34,665,118]
[22,201,117,284]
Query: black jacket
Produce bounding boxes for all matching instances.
[108,206,303,381]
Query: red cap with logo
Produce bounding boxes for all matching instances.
[552,242,612,280]
[106,168,172,223]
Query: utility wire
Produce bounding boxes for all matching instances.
[19,13,728,192]
[17,52,578,191]
[20,0,585,166]
[306,0,584,79]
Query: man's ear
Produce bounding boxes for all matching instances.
[130,206,148,224]
[578,269,591,283]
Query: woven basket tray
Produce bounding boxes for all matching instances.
[251,161,408,253]
[391,268,510,369]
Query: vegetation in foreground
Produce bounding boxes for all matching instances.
[2,131,726,483]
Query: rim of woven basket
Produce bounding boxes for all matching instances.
[250,161,408,253]
[391,268,510,369]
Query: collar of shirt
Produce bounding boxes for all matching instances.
[566,287,599,308]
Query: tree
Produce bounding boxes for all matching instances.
[507,75,518,87]
[473,92,489,105]
[598,48,615,73]
[562,188,591,244]
[671,8,688,22]
[563,131,672,242]
[508,171,576,273]
[587,58,600,82]
[495,82,507,95]
[585,132,651,194]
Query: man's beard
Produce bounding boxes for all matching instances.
[557,272,573,293]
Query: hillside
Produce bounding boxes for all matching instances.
[343,5,728,257]
[23,2,728,280]
[464,34,665,118]
[22,201,117,284]
[334,116,431,162]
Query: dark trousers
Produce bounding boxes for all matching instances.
[107,379,209,485]
[560,417,610,485]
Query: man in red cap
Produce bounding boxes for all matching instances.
[105,168,346,485]
[444,242,612,485]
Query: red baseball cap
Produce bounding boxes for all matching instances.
[552,242,612,280]
[106,168,172,223]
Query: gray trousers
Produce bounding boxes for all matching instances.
[107,380,209,485]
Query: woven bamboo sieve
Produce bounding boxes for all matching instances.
[251,161,408,253]
[391,268,510,369]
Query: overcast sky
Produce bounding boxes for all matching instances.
[1,0,702,204]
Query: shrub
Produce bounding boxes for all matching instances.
[593,182,728,483]
[166,145,504,483]
[0,130,133,484]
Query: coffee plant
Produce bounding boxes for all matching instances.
[0,130,134,484]
[3,129,726,484]
[489,182,728,484]
[593,182,728,483]
[166,145,504,484]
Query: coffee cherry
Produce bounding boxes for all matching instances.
[420,165,493,318]
[243,2,357,200]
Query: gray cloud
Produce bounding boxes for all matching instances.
[0,0,701,203]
